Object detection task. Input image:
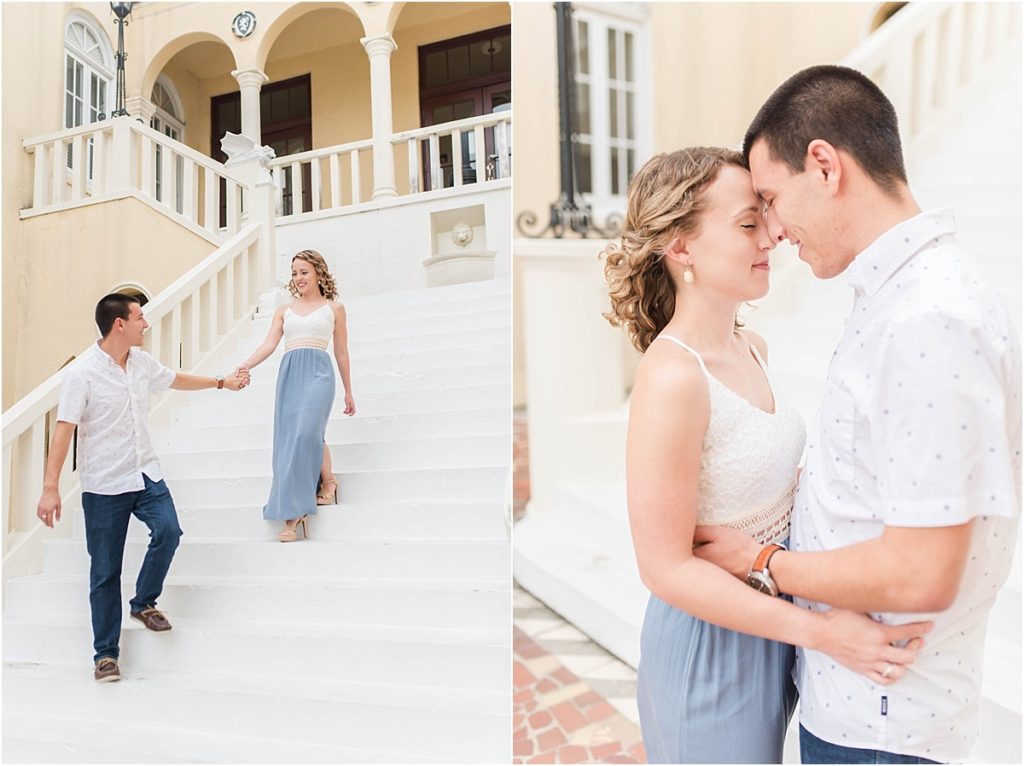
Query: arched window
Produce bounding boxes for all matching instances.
[64,14,114,131]
[150,76,186,211]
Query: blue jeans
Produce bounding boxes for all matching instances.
[800,725,941,764]
[82,475,182,662]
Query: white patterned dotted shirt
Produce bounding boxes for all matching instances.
[791,208,1021,763]
[56,342,176,495]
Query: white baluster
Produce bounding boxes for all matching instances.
[70,135,86,201]
[51,139,64,206]
[291,161,303,214]
[2,440,13,539]
[226,180,240,234]
[429,133,441,191]
[199,279,215,352]
[350,150,361,204]
[407,139,419,194]
[329,153,341,208]
[182,158,196,223]
[310,156,322,212]
[496,120,511,179]
[474,125,486,181]
[180,294,196,369]
[140,136,154,199]
[217,265,230,334]
[203,167,217,234]
[452,128,463,189]
[161,142,175,211]
[32,146,47,209]
[92,129,107,197]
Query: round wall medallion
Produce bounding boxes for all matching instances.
[231,11,257,39]
[451,223,474,248]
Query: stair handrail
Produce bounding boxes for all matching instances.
[839,2,1020,162]
[2,221,265,578]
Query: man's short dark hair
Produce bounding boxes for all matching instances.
[743,65,908,195]
[95,293,139,337]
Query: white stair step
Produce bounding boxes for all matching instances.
[4,616,508,689]
[551,480,634,559]
[67,502,508,542]
[172,383,509,426]
[339,278,509,311]
[5,574,509,631]
[153,466,506,505]
[218,354,508,385]
[153,406,508,452]
[158,435,509,478]
[2,663,508,762]
[42,537,510,582]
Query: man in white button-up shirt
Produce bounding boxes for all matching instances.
[695,65,1020,763]
[36,294,249,682]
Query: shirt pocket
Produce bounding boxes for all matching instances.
[821,385,857,482]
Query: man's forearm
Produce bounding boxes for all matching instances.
[42,424,75,489]
[772,523,972,613]
[171,373,221,391]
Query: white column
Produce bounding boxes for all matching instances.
[360,34,398,199]
[231,69,269,143]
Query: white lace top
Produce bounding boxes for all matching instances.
[283,303,335,352]
[658,334,807,544]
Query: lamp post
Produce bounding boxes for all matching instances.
[516,2,620,239]
[110,2,133,118]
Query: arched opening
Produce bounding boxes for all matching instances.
[871,3,908,32]
[63,11,115,175]
[113,284,151,307]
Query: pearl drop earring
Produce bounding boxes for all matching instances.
[683,265,695,284]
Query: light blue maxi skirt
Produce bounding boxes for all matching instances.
[637,590,797,764]
[262,348,335,521]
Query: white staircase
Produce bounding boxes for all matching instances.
[3,278,512,763]
[514,44,1022,765]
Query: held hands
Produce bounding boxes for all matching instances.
[692,524,761,579]
[815,609,933,686]
[226,368,251,391]
[36,486,62,528]
[343,392,356,416]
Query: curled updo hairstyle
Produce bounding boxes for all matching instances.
[602,147,744,353]
[288,249,338,301]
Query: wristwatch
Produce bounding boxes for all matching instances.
[215,375,225,390]
[747,543,786,597]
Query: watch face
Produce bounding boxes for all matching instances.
[747,571,777,597]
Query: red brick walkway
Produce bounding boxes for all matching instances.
[513,627,645,764]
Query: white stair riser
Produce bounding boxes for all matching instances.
[153,407,509,452]
[43,539,510,581]
[5,579,509,630]
[551,486,634,560]
[226,344,510,378]
[1,673,507,757]
[68,503,508,542]
[156,467,506,506]
[158,436,509,478]
[172,384,510,427]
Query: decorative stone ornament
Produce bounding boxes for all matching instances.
[231,11,256,39]
[451,223,474,248]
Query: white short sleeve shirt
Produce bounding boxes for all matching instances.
[791,209,1022,762]
[56,342,176,495]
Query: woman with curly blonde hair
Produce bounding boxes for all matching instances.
[238,250,355,541]
[604,148,931,762]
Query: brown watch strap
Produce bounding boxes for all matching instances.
[216,377,224,390]
[752,543,784,572]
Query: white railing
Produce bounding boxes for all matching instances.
[268,138,373,219]
[843,1,1021,158]
[393,111,512,196]
[2,221,264,575]
[22,117,247,240]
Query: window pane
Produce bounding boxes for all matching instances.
[66,55,74,94]
[453,98,475,121]
[625,32,635,83]
[576,141,592,195]
[271,89,288,122]
[576,20,589,75]
[291,82,310,118]
[97,81,106,119]
[449,44,470,82]
[287,137,306,155]
[626,91,635,139]
[66,93,75,128]
[576,82,590,134]
[609,87,618,138]
[469,38,492,78]
[425,50,447,88]
[432,104,454,124]
[627,149,636,184]
[494,32,511,74]
[611,147,620,195]
[607,28,617,80]
[74,61,83,100]
[75,96,82,126]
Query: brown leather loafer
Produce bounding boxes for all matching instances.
[130,608,172,632]
[94,657,121,682]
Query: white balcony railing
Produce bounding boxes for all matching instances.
[2,221,265,575]
[22,117,247,240]
[842,1,1021,160]
[393,111,512,196]
[268,138,374,218]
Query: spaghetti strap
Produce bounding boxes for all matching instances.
[655,334,710,375]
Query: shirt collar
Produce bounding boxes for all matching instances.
[93,340,134,369]
[844,208,958,296]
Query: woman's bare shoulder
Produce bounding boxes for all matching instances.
[737,328,768,361]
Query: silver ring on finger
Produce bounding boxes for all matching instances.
[882,663,895,679]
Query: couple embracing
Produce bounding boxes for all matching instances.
[605,66,1020,764]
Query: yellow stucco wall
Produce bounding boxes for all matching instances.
[5,198,216,408]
